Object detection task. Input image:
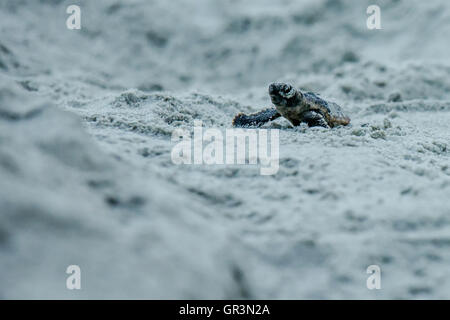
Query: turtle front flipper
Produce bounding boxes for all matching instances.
[302,111,330,128]
[232,108,281,127]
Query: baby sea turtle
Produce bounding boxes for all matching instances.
[233,83,350,128]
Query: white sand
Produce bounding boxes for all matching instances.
[1,0,450,298]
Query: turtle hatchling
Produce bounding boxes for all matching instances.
[233,83,350,128]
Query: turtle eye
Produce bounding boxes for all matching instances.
[283,84,293,94]
[278,84,294,99]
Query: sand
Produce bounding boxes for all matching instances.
[1,0,450,299]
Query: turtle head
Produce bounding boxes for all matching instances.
[269,83,301,108]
